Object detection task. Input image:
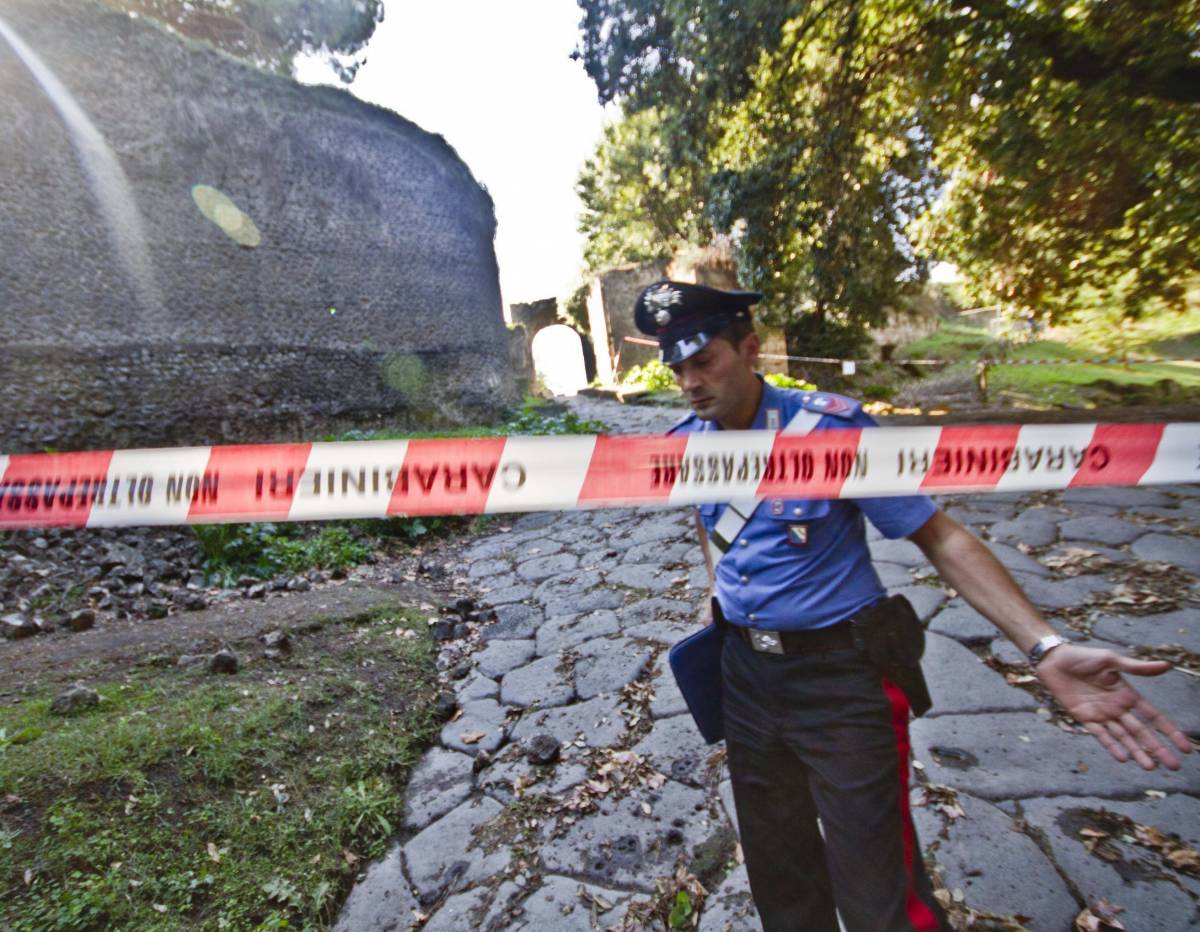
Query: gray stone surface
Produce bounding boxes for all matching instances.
[606,562,680,593]
[542,588,627,618]
[508,694,626,748]
[483,603,544,641]
[623,540,694,564]
[459,672,499,702]
[501,653,574,708]
[1019,795,1200,931]
[624,617,701,646]
[468,559,511,580]
[403,748,475,831]
[1131,533,1200,573]
[1092,607,1200,653]
[575,636,655,699]
[619,597,697,628]
[534,569,605,606]
[538,780,715,890]
[631,713,713,787]
[1062,487,1172,509]
[875,562,916,588]
[476,638,536,679]
[0,0,517,455]
[515,875,644,931]
[928,599,997,646]
[536,609,621,655]
[924,633,1038,716]
[913,791,1077,932]
[516,552,579,582]
[403,797,510,904]
[478,756,590,805]
[891,585,947,622]
[477,583,534,607]
[986,542,1051,577]
[986,516,1059,547]
[1123,667,1200,737]
[649,662,689,719]
[910,712,1200,799]
[1059,515,1148,545]
[420,885,491,932]
[698,865,759,932]
[441,698,509,755]
[333,845,418,932]
[1010,571,1111,611]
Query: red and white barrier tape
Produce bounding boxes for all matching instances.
[0,423,1196,529]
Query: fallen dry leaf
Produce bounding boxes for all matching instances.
[460,730,486,745]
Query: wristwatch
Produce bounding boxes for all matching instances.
[1027,633,1066,666]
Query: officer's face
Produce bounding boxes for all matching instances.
[669,332,762,429]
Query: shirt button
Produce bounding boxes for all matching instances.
[740,575,749,585]
[748,613,758,621]
[793,506,803,515]
[739,538,749,547]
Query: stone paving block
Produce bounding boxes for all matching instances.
[403,748,475,830]
[441,698,509,755]
[508,694,626,748]
[479,879,526,928]
[631,714,715,787]
[875,561,916,588]
[421,885,491,932]
[1122,666,1200,737]
[912,791,1077,932]
[623,540,693,564]
[516,552,579,582]
[1092,607,1200,653]
[551,524,609,549]
[891,585,947,622]
[869,538,930,568]
[620,597,699,628]
[1062,487,1172,509]
[909,712,1200,799]
[516,538,566,557]
[625,617,700,646]
[688,565,710,590]
[575,636,655,699]
[1018,794,1200,930]
[542,588,626,618]
[468,558,511,580]
[698,865,759,932]
[332,844,418,932]
[649,662,689,719]
[515,874,646,931]
[483,603,544,641]
[537,780,716,890]
[1042,542,1130,564]
[924,633,1037,716]
[1010,571,1110,611]
[403,796,510,905]
[986,517,1059,548]
[459,672,499,702]
[607,562,680,594]
[501,653,574,709]
[1059,515,1148,546]
[578,546,620,569]
[534,569,605,606]
[929,598,997,646]
[512,512,559,532]
[536,609,621,655]
[479,756,590,805]
[1132,533,1200,574]
[476,583,534,607]
[476,638,536,679]
[986,542,1050,577]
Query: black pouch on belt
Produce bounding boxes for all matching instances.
[852,594,933,717]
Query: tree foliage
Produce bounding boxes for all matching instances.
[574,0,1199,325]
[102,0,383,81]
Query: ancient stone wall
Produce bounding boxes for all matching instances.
[0,0,518,453]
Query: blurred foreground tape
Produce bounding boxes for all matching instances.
[0,423,1196,529]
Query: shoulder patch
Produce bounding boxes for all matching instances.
[798,391,861,419]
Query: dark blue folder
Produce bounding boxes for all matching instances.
[667,623,725,744]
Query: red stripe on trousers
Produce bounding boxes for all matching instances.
[882,679,941,931]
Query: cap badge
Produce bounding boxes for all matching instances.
[645,285,683,326]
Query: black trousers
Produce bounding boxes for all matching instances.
[722,632,949,932]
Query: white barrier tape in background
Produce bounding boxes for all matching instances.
[0,422,1196,529]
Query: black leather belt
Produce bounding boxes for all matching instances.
[730,619,856,655]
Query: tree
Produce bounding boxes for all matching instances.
[101,0,383,81]
[574,0,1199,325]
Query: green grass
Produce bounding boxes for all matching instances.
[0,609,441,931]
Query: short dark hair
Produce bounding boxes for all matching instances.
[713,319,755,347]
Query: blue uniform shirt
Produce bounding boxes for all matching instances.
[670,380,937,631]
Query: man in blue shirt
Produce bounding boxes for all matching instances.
[634,280,1191,932]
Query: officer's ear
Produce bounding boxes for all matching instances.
[737,330,761,369]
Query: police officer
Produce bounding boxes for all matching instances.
[634,280,1192,932]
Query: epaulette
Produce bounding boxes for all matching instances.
[666,410,701,435]
[797,391,861,419]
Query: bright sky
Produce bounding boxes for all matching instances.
[296,0,611,312]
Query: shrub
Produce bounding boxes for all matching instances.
[621,359,677,391]
[764,373,817,391]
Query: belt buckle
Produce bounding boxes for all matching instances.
[749,629,784,654]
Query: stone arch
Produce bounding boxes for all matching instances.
[509,297,597,388]
[531,325,588,396]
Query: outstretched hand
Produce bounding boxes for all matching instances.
[1036,644,1193,770]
